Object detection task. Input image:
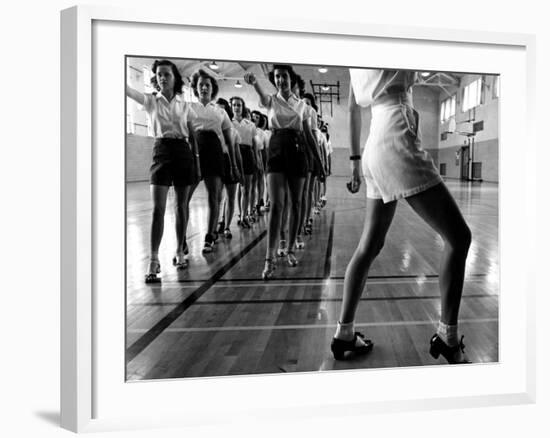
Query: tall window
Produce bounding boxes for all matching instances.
[440,94,456,123]
[462,78,482,112]
[143,68,155,94]
[493,76,500,99]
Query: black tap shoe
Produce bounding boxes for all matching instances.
[331,332,373,360]
[429,334,471,364]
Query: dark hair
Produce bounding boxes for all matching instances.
[151,60,184,94]
[216,97,233,120]
[251,110,267,129]
[295,75,306,97]
[268,64,297,89]
[229,96,248,118]
[302,92,318,112]
[190,69,219,100]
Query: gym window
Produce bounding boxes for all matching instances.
[462,78,482,112]
[440,95,456,123]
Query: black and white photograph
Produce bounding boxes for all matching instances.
[125,57,499,380]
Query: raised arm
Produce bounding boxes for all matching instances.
[126,84,145,106]
[243,72,270,108]
[348,82,362,193]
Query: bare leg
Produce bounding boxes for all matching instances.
[250,172,257,214]
[173,185,193,253]
[339,198,398,324]
[266,173,287,260]
[149,184,170,256]
[257,171,265,209]
[241,174,253,222]
[405,183,471,325]
[286,176,306,250]
[203,176,223,236]
[299,172,311,235]
[224,183,238,229]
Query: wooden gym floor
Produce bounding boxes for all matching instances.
[125,177,499,380]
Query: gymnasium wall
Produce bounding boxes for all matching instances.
[437,74,500,183]
[126,64,498,184]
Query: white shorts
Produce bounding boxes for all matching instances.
[362,92,442,203]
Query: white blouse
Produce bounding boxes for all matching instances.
[232,118,257,146]
[254,128,267,151]
[261,92,306,131]
[141,93,195,139]
[189,101,232,151]
[349,69,416,108]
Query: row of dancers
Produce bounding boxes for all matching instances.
[127,60,473,364]
[126,61,332,282]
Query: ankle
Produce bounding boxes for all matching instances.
[437,321,458,347]
[335,321,355,341]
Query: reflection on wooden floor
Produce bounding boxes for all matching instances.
[126,178,499,380]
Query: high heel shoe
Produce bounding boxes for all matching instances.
[331,332,373,360]
[144,259,161,283]
[429,334,471,364]
[262,258,276,280]
[172,252,188,270]
[287,251,298,267]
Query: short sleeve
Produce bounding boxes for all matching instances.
[221,110,232,131]
[141,93,155,113]
[259,94,273,109]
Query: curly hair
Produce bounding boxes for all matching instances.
[302,92,318,112]
[216,97,233,120]
[229,96,248,119]
[294,74,306,97]
[151,60,184,94]
[268,64,297,89]
[190,69,219,100]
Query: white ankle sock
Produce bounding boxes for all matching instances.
[335,321,354,340]
[437,321,458,347]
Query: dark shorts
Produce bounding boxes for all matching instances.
[197,130,225,178]
[239,144,255,175]
[267,129,307,177]
[150,137,194,187]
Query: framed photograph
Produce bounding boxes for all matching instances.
[61,5,536,433]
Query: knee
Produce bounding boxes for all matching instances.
[357,236,385,262]
[152,204,166,218]
[447,224,472,255]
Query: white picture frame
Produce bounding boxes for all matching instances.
[60,5,536,433]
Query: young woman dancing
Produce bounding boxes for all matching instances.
[126,59,199,282]
[244,65,323,279]
[189,69,238,253]
[331,69,472,364]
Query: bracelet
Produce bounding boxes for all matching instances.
[349,154,361,161]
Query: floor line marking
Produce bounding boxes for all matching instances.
[138,277,490,289]
[129,293,498,306]
[161,273,490,283]
[126,230,267,363]
[127,318,498,333]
